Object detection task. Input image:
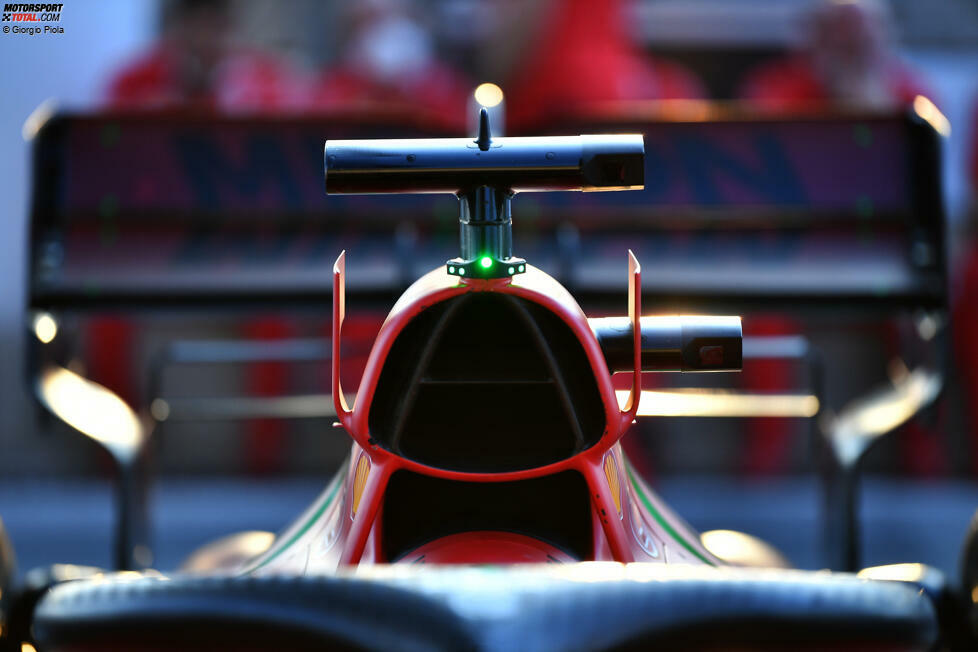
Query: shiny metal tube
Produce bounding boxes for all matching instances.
[324,135,645,195]
[589,315,743,373]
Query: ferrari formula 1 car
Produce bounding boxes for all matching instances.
[2,106,975,651]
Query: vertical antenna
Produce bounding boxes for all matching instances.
[476,107,492,151]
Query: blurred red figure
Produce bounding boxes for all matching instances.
[316,0,471,130]
[103,0,312,474]
[106,0,309,112]
[741,0,927,111]
[740,0,939,476]
[954,106,978,474]
[495,0,705,130]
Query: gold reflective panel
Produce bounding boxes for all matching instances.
[913,95,951,137]
[352,454,371,516]
[38,366,144,456]
[831,368,941,440]
[700,530,791,569]
[181,531,275,573]
[603,454,622,516]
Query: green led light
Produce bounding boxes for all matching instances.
[479,256,492,269]
[508,266,515,275]
[448,266,455,274]
[518,265,525,272]
[458,268,465,276]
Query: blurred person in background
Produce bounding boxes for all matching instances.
[102,0,313,474]
[739,0,939,476]
[316,0,472,130]
[106,0,310,111]
[476,0,704,131]
[740,0,928,111]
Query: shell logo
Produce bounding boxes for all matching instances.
[603,453,622,517]
[351,454,371,517]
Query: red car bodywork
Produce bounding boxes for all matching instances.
[247,251,718,573]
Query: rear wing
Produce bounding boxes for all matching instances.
[532,108,946,311]
[27,107,944,313]
[28,111,453,310]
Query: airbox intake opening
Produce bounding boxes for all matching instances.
[368,293,606,472]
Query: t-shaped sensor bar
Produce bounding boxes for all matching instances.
[324,109,644,278]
